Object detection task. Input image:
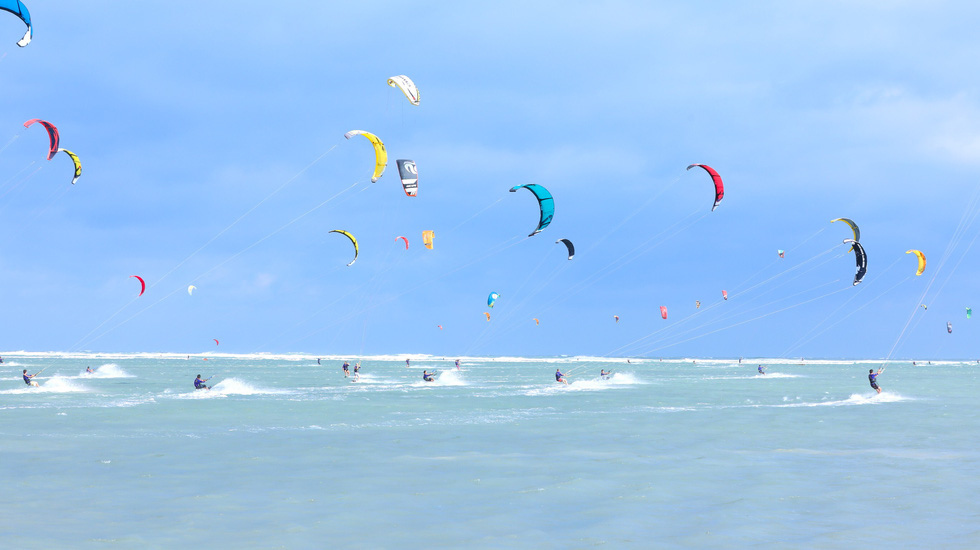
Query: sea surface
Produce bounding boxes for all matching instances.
[1,353,978,549]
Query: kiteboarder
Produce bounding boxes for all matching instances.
[455,359,460,370]
[194,374,211,390]
[555,368,568,384]
[353,362,360,381]
[869,368,883,394]
[406,358,411,368]
[757,365,765,375]
[22,369,39,387]
[86,366,94,374]
[422,370,435,382]
[600,369,611,380]
[342,361,350,378]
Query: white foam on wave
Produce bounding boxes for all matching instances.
[777,391,908,407]
[80,363,134,379]
[753,373,800,379]
[174,377,290,399]
[410,369,467,387]
[523,374,641,395]
[0,375,89,394]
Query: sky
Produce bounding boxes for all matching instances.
[2,1,980,359]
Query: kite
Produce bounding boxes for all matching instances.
[509,184,554,236]
[778,249,785,258]
[23,119,58,160]
[484,312,491,321]
[0,0,31,47]
[906,249,926,276]
[395,236,409,249]
[968,307,973,319]
[842,239,867,285]
[344,130,387,182]
[58,148,81,184]
[686,164,724,211]
[660,306,668,320]
[695,300,700,309]
[920,304,927,311]
[329,230,358,266]
[488,292,499,308]
[213,339,219,346]
[396,159,418,196]
[387,75,420,105]
[437,325,443,330]
[556,238,574,260]
[614,315,619,323]
[187,285,196,296]
[130,275,145,297]
[423,230,434,249]
[722,290,728,300]
[948,321,953,334]
[832,218,860,252]
[533,318,539,325]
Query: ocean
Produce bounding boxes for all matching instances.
[1,353,978,548]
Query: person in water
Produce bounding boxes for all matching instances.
[22,369,38,387]
[455,359,460,370]
[194,374,211,390]
[600,369,611,380]
[555,369,568,384]
[758,365,766,375]
[868,368,883,394]
[342,361,350,378]
[353,362,360,381]
[422,370,435,382]
[86,366,94,374]
[406,358,411,368]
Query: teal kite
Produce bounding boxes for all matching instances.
[509,184,554,237]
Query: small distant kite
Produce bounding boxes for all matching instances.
[778,249,785,258]
[556,238,574,260]
[484,312,491,321]
[509,184,554,236]
[920,304,927,311]
[968,307,973,319]
[660,306,668,320]
[188,285,196,296]
[130,275,145,297]
[613,315,620,323]
[533,318,540,325]
[344,130,387,183]
[329,230,358,266]
[906,249,926,276]
[686,164,724,211]
[58,149,81,184]
[948,321,953,334]
[843,239,867,285]
[24,119,59,160]
[396,160,418,197]
[722,290,728,300]
[1,0,31,47]
[437,325,443,330]
[423,230,434,249]
[488,292,499,308]
[213,339,219,346]
[395,236,409,249]
[387,75,420,105]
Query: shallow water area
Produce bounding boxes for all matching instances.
[1,354,979,548]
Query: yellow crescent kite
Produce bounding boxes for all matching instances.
[906,249,926,276]
[344,130,387,182]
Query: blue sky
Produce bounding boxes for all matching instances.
[2,1,980,358]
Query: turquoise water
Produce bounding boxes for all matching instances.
[1,354,978,548]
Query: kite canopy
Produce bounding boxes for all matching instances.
[843,239,867,285]
[722,290,728,300]
[24,119,59,160]
[831,218,861,252]
[213,339,219,346]
[187,285,196,296]
[967,307,972,319]
[614,315,619,323]
[395,236,409,249]
[509,184,554,236]
[556,238,574,260]
[484,312,491,321]
[422,230,434,249]
[533,318,539,325]
[344,130,387,182]
[947,321,953,334]
[488,292,499,308]
[329,230,358,266]
[387,75,420,105]
[695,300,701,309]
[686,164,724,211]
[57,148,81,184]
[778,249,785,258]
[0,0,31,47]
[130,275,145,297]
[396,160,418,197]
[906,249,926,276]
[660,306,668,320]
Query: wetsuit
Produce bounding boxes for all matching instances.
[869,372,879,390]
[23,374,32,385]
[555,370,564,382]
[194,378,208,390]
[758,366,765,374]
[423,372,434,382]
